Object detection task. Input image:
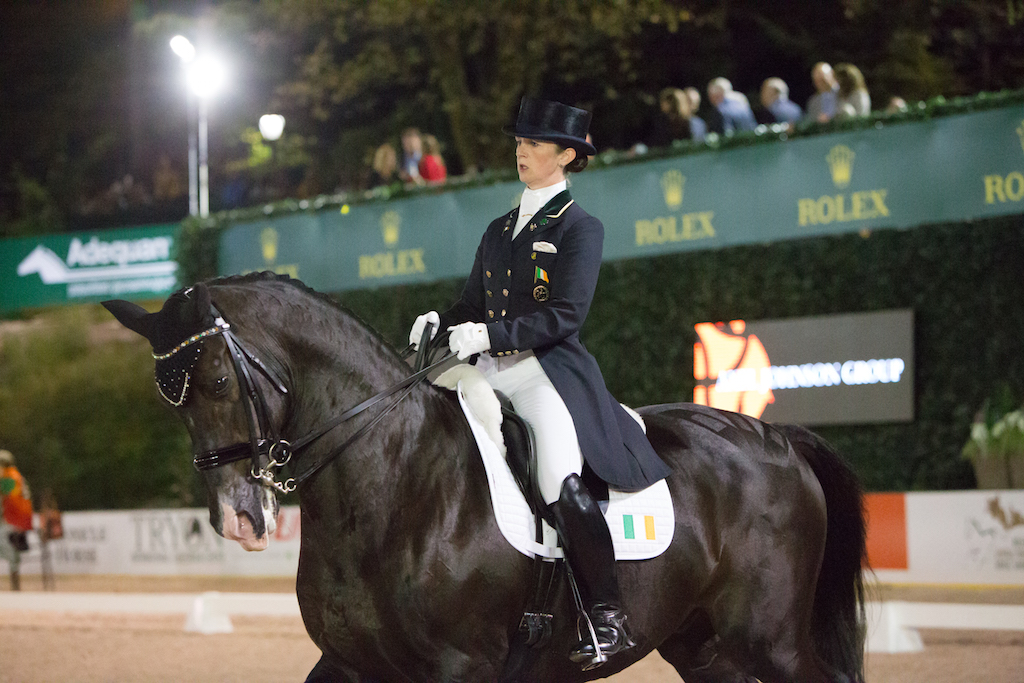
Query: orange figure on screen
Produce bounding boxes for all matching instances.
[693,320,774,418]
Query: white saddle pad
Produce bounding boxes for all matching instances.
[448,374,674,561]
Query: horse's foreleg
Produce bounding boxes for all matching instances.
[304,654,369,683]
[656,616,757,683]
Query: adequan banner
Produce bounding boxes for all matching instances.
[219,106,1024,292]
[0,224,181,313]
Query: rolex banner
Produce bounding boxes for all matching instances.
[0,224,181,313]
[219,106,1024,293]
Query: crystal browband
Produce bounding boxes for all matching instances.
[152,320,230,360]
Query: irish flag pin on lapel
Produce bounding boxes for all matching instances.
[533,267,549,302]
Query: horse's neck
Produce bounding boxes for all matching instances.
[235,289,476,518]
[297,374,479,542]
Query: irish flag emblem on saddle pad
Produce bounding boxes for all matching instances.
[450,375,675,561]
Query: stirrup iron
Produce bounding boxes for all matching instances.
[566,562,608,670]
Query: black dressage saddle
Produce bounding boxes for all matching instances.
[494,391,608,530]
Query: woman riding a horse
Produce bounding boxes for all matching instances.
[410,97,672,667]
[103,102,867,683]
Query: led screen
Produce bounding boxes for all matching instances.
[693,309,914,426]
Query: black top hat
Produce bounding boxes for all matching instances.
[503,97,596,156]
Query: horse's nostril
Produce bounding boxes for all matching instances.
[236,511,255,534]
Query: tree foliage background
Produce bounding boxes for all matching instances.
[0,308,199,510]
[3,0,1023,234]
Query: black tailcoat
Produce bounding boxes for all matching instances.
[440,190,671,491]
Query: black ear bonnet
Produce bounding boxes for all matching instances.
[104,285,224,406]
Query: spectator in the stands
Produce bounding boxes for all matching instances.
[368,142,399,189]
[152,154,184,201]
[646,88,692,148]
[834,63,871,118]
[418,134,447,183]
[683,87,707,141]
[399,128,424,184]
[706,77,757,135]
[759,77,803,126]
[885,96,908,115]
[804,62,839,123]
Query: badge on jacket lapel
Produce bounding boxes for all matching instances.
[533,266,550,302]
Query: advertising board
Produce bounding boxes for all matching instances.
[866,490,1024,585]
[42,506,301,577]
[693,309,914,426]
[0,224,181,313]
[220,107,1024,295]
[20,492,1023,586]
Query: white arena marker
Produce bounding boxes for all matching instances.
[866,601,924,653]
[183,592,234,634]
[865,601,1024,654]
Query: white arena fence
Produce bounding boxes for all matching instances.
[2,493,1022,650]
[9,491,1024,583]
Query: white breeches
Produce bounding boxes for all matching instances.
[0,522,21,571]
[483,355,583,505]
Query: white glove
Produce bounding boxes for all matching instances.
[448,322,491,360]
[409,311,440,349]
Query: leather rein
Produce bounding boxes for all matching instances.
[191,305,450,493]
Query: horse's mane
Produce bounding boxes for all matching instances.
[206,271,404,361]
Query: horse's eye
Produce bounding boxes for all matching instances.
[214,376,230,394]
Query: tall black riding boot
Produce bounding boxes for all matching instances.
[549,474,636,670]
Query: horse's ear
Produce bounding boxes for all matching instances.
[191,282,212,314]
[103,285,215,353]
[102,299,157,341]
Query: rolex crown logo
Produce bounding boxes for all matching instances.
[381,210,401,246]
[1016,119,1024,154]
[261,227,278,264]
[826,145,855,189]
[661,170,685,209]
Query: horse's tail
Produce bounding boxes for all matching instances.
[777,424,867,682]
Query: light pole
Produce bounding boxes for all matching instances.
[170,36,226,218]
[170,36,198,217]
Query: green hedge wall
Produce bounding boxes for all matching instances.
[335,214,1024,493]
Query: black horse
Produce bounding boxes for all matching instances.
[103,272,867,683]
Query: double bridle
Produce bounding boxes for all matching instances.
[189,304,450,493]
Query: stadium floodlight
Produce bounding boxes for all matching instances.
[259,114,286,141]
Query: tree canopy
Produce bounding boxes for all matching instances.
[2,0,1022,235]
